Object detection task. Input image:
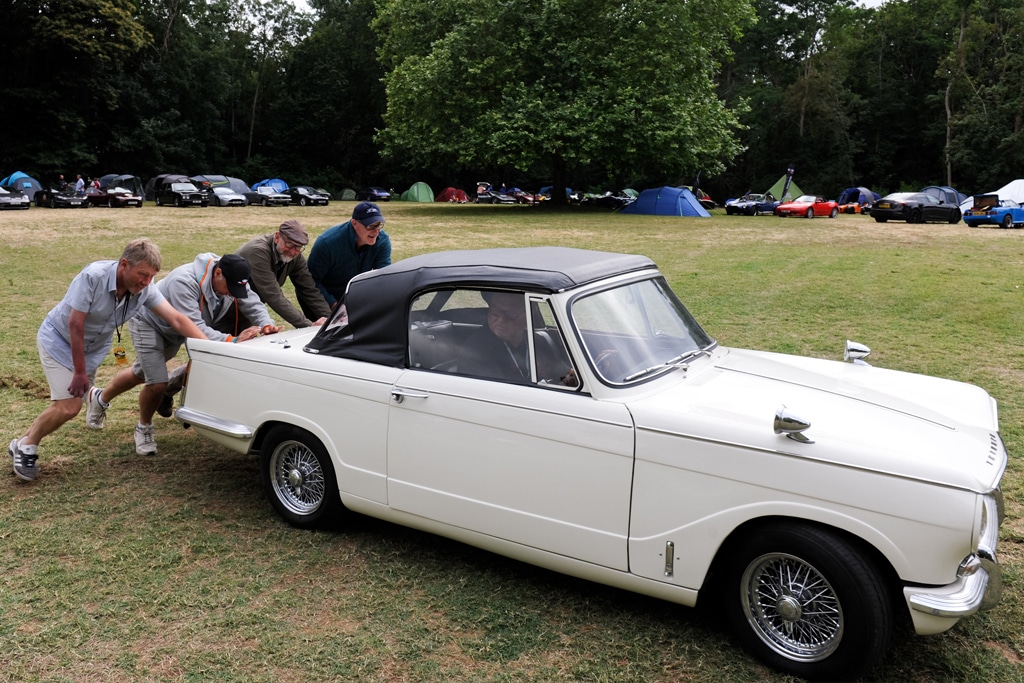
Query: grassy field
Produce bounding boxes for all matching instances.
[1,202,1023,682]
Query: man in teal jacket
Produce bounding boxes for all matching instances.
[307,201,392,306]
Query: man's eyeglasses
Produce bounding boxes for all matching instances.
[280,235,305,252]
[359,221,383,232]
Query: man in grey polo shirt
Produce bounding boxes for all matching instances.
[89,253,279,456]
[9,238,208,482]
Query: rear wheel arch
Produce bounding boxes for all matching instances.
[257,422,349,530]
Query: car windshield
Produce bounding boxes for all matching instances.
[792,195,816,203]
[571,277,715,385]
[171,183,198,192]
[214,187,232,194]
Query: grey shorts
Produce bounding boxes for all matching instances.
[38,338,94,401]
[128,317,182,385]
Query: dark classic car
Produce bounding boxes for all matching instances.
[286,185,330,206]
[356,186,391,202]
[35,186,87,208]
[84,185,143,208]
[177,247,1005,681]
[0,184,31,210]
[725,192,780,215]
[156,181,208,207]
[872,192,961,224]
[250,186,291,207]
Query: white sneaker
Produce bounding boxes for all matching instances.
[85,386,107,430]
[134,423,157,456]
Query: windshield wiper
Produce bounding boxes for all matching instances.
[623,348,709,382]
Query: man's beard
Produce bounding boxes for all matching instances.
[275,244,296,263]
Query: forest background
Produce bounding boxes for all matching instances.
[1,0,1021,204]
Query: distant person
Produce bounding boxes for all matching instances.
[307,201,392,306]
[9,239,208,481]
[235,219,331,328]
[74,174,85,194]
[57,174,68,190]
[88,254,279,456]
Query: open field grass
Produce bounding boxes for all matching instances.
[2,202,1024,681]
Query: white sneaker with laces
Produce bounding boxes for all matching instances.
[85,386,107,430]
[134,423,157,456]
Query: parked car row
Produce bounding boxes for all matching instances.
[722,186,965,225]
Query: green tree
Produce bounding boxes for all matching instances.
[0,0,150,178]
[943,0,1024,190]
[375,0,753,200]
[267,0,385,188]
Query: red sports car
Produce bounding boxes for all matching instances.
[774,195,839,218]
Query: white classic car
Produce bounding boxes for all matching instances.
[177,247,1005,680]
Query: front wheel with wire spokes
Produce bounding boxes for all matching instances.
[723,523,893,681]
[260,425,346,529]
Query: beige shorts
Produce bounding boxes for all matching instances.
[38,338,95,401]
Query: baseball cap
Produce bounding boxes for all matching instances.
[217,254,250,299]
[352,201,385,227]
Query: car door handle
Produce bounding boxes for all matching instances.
[391,388,429,404]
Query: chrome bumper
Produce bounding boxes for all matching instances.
[907,555,1002,619]
[175,407,253,440]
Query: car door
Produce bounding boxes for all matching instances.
[386,290,636,570]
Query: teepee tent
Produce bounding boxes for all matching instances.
[619,186,711,217]
[400,181,434,202]
[767,175,803,202]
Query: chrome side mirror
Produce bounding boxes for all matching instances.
[844,340,871,366]
[774,407,814,444]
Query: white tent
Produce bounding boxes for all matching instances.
[960,179,1024,212]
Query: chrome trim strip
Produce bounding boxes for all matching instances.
[175,407,253,439]
[718,365,956,430]
[637,424,983,493]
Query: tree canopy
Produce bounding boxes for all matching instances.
[375,0,753,200]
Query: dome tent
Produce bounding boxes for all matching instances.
[1,171,43,200]
[400,181,434,202]
[619,186,711,217]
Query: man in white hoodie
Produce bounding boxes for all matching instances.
[88,253,280,455]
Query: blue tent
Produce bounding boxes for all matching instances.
[837,186,879,206]
[1,171,43,200]
[620,186,711,217]
[252,178,289,192]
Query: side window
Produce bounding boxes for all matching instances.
[407,289,578,389]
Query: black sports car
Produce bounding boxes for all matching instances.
[286,186,330,206]
[872,192,961,224]
[35,186,87,208]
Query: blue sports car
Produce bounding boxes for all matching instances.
[724,192,779,216]
[963,195,1024,229]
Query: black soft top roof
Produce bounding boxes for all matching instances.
[305,247,657,366]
